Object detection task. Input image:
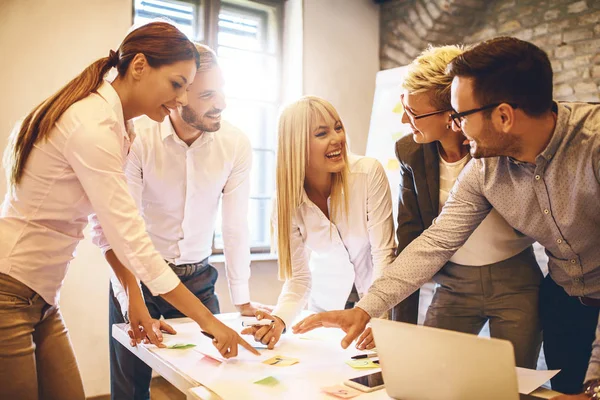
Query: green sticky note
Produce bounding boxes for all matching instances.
[345,359,379,369]
[253,376,280,387]
[168,343,196,349]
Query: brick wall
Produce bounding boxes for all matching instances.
[380,0,600,101]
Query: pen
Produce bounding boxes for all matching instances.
[351,353,378,360]
[201,330,215,340]
[241,319,275,327]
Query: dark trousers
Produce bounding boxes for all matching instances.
[390,289,420,324]
[109,264,220,400]
[344,284,360,310]
[540,274,600,394]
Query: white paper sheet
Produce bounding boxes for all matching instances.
[516,367,560,394]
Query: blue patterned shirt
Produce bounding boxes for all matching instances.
[358,102,600,381]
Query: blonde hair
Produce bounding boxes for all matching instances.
[274,96,349,280]
[402,44,464,109]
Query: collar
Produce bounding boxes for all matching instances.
[537,101,564,163]
[507,102,563,167]
[160,116,176,141]
[299,189,310,206]
[160,116,215,148]
[96,81,131,140]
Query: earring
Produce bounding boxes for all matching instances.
[445,124,450,129]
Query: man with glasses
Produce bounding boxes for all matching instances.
[387,45,542,369]
[91,44,269,400]
[293,36,600,399]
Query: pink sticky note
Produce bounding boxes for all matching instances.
[321,384,361,398]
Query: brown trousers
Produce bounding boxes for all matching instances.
[0,273,85,400]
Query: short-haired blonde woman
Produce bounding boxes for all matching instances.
[242,96,396,348]
[383,45,542,368]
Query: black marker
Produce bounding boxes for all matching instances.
[351,353,378,359]
[201,330,215,340]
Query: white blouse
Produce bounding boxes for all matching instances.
[272,155,396,327]
[0,82,179,305]
[439,155,533,266]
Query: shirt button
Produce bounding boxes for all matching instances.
[543,209,549,214]
[535,175,541,180]
[556,238,562,244]
[570,259,577,264]
[575,277,583,283]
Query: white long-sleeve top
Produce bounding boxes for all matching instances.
[438,155,533,265]
[0,82,180,306]
[90,116,252,311]
[272,155,396,327]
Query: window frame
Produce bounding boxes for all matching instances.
[132,0,284,254]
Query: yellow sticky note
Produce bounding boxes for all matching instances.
[345,359,379,369]
[392,101,404,114]
[386,158,400,171]
[263,355,299,367]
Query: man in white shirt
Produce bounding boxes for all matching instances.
[92,44,264,400]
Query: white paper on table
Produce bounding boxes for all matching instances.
[516,367,560,394]
[147,316,382,400]
[151,322,204,348]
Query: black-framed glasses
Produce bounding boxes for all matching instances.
[450,103,519,127]
[400,94,452,121]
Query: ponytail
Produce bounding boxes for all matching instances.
[6,56,114,186]
[5,21,199,188]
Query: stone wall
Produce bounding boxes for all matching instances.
[380,0,600,101]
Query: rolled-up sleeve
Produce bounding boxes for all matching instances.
[221,132,252,305]
[62,117,180,295]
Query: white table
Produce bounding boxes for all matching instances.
[112,314,561,400]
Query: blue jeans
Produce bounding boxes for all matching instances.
[108,263,220,400]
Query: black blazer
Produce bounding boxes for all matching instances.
[395,134,441,252]
[389,134,440,324]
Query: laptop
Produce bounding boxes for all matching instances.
[370,318,543,400]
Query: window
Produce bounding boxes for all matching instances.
[133,0,282,253]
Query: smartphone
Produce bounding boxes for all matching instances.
[344,371,385,393]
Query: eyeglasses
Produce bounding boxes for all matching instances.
[450,103,519,127]
[400,94,452,121]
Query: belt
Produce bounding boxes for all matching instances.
[167,257,210,278]
[579,297,600,308]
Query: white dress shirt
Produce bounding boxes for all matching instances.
[0,82,180,306]
[91,116,252,311]
[439,155,533,266]
[272,155,396,327]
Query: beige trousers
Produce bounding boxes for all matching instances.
[0,273,85,400]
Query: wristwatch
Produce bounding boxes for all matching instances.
[584,379,600,398]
